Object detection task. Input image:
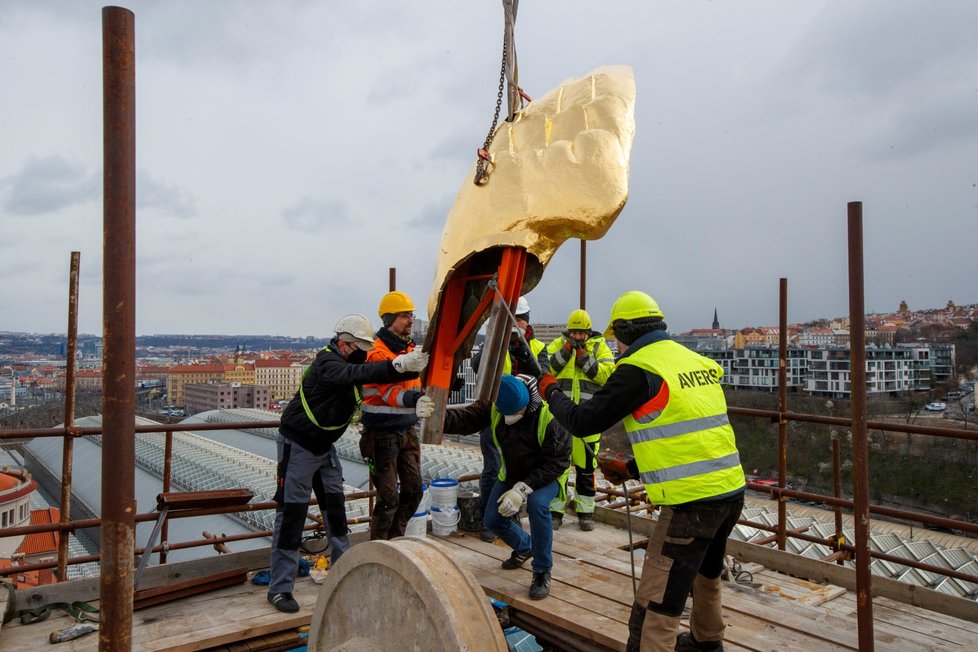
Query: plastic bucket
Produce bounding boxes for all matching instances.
[431,505,460,536]
[457,490,483,532]
[405,513,427,538]
[419,481,430,514]
[429,478,459,510]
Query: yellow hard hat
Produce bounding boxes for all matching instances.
[603,291,664,338]
[566,308,592,331]
[378,291,415,318]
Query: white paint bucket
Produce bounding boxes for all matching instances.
[430,506,460,536]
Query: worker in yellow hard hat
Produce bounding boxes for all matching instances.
[539,291,745,652]
[359,291,436,540]
[544,308,615,532]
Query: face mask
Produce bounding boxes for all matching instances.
[346,348,367,364]
[503,412,523,426]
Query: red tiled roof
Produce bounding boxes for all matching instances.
[20,507,60,556]
[0,471,20,491]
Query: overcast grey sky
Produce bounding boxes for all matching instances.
[2,1,976,338]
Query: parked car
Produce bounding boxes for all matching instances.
[925,402,947,411]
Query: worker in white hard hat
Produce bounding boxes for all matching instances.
[359,291,434,540]
[470,295,549,543]
[544,308,615,532]
[268,314,429,614]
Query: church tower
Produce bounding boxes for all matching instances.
[712,308,720,330]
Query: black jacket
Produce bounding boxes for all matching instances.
[279,337,417,455]
[442,400,570,491]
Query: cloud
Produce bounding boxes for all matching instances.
[0,155,99,215]
[281,196,351,233]
[405,195,454,231]
[137,170,198,218]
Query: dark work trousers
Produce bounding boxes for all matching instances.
[359,427,423,540]
[479,426,501,520]
[625,492,745,651]
[269,434,350,597]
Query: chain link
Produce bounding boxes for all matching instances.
[473,34,508,186]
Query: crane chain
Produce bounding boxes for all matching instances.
[473,34,508,187]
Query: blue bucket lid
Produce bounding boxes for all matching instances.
[430,478,459,487]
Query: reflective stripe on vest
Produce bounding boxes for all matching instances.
[619,339,744,505]
[300,346,361,430]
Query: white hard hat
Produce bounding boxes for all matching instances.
[334,314,375,351]
[515,296,530,316]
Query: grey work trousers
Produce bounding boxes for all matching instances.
[268,434,350,596]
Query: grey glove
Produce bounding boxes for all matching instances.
[415,395,435,418]
[393,349,429,373]
[497,481,533,517]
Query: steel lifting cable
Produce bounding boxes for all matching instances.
[473,0,531,186]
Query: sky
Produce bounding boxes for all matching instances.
[1,1,976,338]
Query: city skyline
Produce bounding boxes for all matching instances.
[2,2,976,337]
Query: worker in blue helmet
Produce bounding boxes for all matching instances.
[442,374,570,600]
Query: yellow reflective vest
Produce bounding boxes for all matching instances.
[545,334,615,464]
[618,340,745,505]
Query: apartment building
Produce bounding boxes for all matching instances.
[166,363,256,406]
[254,359,304,402]
[184,382,270,415]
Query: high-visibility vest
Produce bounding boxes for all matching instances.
[545,334,615,460]
[619,339,745,505]
[300,346,362,431]
[490,404,553,483]
[361,337,422,417]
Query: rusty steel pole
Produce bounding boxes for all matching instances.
[100,7,136,650]
[776,278,788,550]
[832,432,845,565]
[57,252,81,581]
[848,201,874,650]
[579,239,586,309]
[159,431,173,564]
[389,267,396,292]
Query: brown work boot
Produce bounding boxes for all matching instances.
[675,631,723,651]
[550,511,563,530]
[578,512,595,531]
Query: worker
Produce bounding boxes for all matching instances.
[268,314,429,614]
[359,291,437,540]
[539,291,745,651]
[544,308,615,531]
[442,374,571,600]
[470,295,549,542]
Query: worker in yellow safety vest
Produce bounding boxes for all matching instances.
[544,308,615,531]
[539,291,746,652]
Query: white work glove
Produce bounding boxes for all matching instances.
[415,395,435,418]
[497,481,532,517]
[392,349,429,373]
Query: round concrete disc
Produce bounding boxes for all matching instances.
[308,537,507,651]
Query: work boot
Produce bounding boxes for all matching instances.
[479,528,496,543]
[551,511,563,530]
[578,512,595,531]
[529,571,551,600]
[501,549,532,570]
[675,631,723,651]
[267,592,300,613]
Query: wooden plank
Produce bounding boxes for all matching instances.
[11,547,271,610]
[454,560,628,650]
[449,533,636,612]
